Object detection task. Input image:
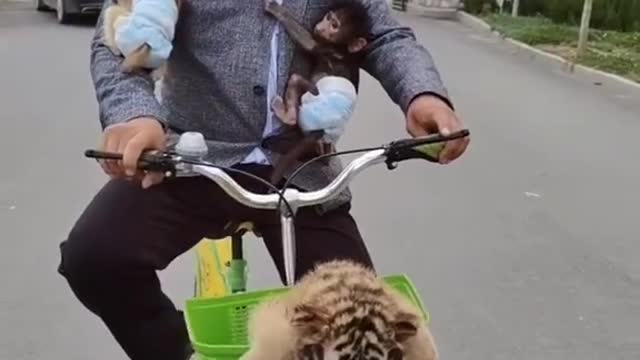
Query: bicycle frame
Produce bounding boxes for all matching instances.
[193,232,247,298]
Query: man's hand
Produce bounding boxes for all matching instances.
[98,117,167,188]
[406,94,470,164]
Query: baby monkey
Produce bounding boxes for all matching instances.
[264,0,370,185]
[102,0,181,76]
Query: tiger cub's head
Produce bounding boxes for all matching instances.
[291,303,421,360]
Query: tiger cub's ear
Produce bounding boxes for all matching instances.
[393,311,420,343]
[292,304,331,341]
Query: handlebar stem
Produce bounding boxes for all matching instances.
[280,214,296,285]
[178,149,387,286]
[183,164,304,285]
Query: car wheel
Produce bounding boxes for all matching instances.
[56,0,73,24]
[35,0,50,11]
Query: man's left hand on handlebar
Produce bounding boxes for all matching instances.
[406,94,470,165]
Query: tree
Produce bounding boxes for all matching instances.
[577,0,594,58]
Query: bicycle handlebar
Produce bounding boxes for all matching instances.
[84,129,469,286]
[84,129,469,212]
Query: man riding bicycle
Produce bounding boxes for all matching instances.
[57,0,470,359]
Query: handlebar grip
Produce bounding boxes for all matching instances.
[385,129,470,164]
[84,149,122,161]
[84,149,176,173]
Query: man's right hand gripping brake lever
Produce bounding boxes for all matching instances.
[98,117,167,189]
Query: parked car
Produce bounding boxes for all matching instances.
[35,0,102,24]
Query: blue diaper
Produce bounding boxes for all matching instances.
[298,76,357,144]
[114,0,178,69]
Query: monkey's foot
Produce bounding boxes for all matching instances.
[317,141,334,156]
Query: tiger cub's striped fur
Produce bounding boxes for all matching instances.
[240,260,438,360]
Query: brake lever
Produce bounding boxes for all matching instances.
[84,149,179,176]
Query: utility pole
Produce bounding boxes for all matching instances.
[511,0,519,16]
[577,0,594,58]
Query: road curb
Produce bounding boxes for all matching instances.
[456,10,491,32]
[406,3,458,20]
[455,11,640,93]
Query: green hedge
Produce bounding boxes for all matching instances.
[465,0,640,32]
[463,0,498,14]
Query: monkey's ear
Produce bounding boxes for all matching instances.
[393,312,419,342]
[347,37,368,53]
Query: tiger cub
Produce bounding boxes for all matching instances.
[240,260,438,360]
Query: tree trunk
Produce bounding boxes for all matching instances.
[577,0,594,58]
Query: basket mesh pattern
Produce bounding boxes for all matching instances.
[185,275,426,360]
[230,304,251,344]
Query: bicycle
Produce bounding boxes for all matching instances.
[84,128,470,360]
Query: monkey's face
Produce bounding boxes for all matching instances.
[313,10,346,44]
[314,9,368,54]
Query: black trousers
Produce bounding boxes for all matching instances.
[57,164,373,360]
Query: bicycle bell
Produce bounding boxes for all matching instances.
[175,131,208,159]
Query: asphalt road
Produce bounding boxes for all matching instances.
[1,3,639,360]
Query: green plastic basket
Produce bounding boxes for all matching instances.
[184,274,429,360]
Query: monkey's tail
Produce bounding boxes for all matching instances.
[269,130,324,186]
[120,43,151,73]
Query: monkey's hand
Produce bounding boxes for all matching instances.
[271,96,298,126]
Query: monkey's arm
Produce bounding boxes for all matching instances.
[359,0,453,114]
[91,0,165,129]
[264,0,319,54]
